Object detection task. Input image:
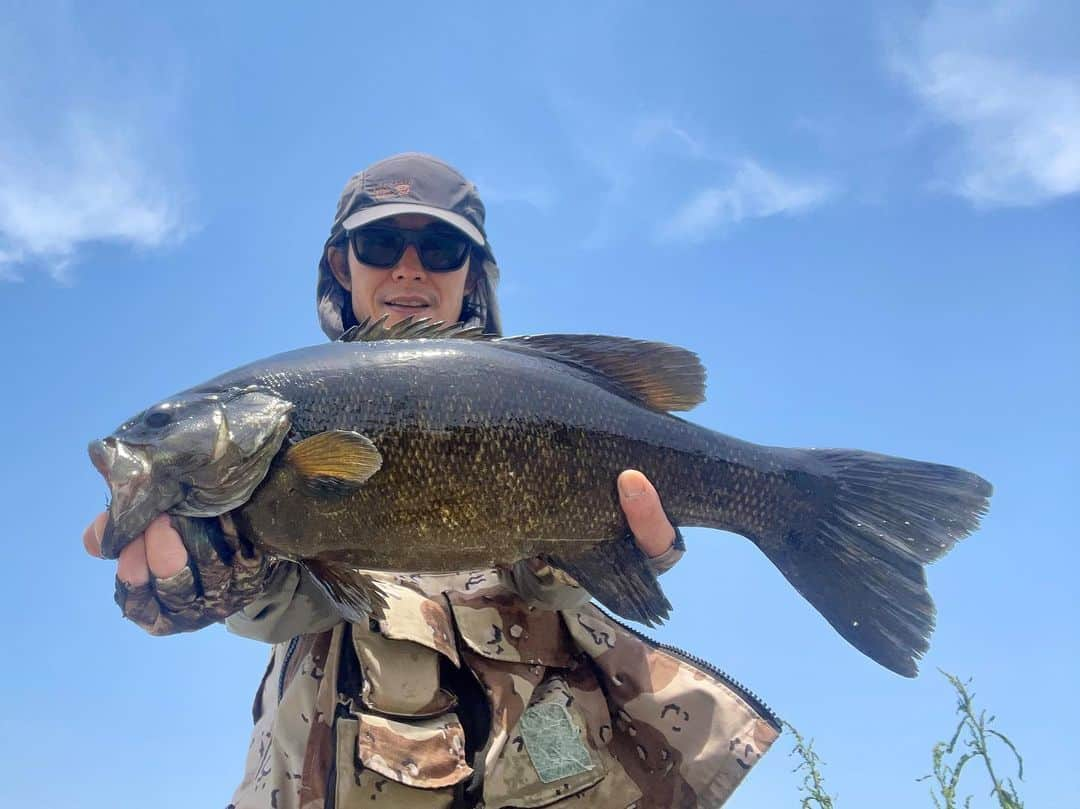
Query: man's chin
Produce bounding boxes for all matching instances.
[380,305,436,324]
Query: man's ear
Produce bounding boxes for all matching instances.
[327,244,352,291]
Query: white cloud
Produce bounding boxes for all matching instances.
[0,117,186,281]
[0,7,190,282]
[543,90,836,247]
[658,160,833,243]
[894,1,1080,207]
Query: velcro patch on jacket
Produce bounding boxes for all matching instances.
[519,702,595,783]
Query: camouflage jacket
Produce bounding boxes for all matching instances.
[226,556,779,809]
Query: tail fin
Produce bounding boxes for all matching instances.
[759,450,992,677]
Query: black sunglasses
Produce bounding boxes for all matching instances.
[346,225,472,273]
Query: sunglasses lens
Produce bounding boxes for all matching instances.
[418,233,470,271]
[350,226,471,272]
[352,229,404,267]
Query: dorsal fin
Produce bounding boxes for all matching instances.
[339,315,490,343]
[496,334,706,412]
[341,318,706,413]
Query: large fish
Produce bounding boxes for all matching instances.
[89,318,991,676]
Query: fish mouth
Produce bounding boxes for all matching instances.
[88,438,161,558]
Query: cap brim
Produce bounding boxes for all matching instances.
[342,203,485,246]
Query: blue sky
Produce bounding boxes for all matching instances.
[1,2,1077,807]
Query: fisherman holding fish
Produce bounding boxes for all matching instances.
[83,154,786,808]
[83,153,990,807]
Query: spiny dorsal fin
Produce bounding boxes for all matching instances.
[496,334,706,412]
[340,314,490,343]
[285,430,383,495]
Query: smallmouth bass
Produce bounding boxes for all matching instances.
[89,318,992,676]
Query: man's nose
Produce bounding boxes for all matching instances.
[392,245,426,279]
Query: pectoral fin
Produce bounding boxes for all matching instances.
[285,430,383,495]
[302,559,388,622]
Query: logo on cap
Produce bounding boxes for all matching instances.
[370,181,413,200]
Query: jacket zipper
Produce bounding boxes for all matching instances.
[278,635,299,703]
[593,605,782,733]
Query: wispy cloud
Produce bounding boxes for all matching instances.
[0,250,22,282]
[658,160,834,243]
[542,92,639,249]
[892,1,1080,207]
[0,7,190,282]
[475,181,556,212]
[631,116,709,158]
[545,91,835,248]
[0,117,186,282]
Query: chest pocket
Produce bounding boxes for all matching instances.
[447,586,575,668]
[332,580,474,808]
[482,674,646,809]
[447,587,643,809]
[333,715,469,809]
[352,580,460,718]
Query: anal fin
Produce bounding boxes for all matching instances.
[547,534,671,627]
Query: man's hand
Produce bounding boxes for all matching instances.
[83,511,268,635]
[617,469,678,558]
[84,512,188,585]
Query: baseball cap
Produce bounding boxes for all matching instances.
[336,153,487,245]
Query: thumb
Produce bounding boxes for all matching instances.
[617,469,676,558]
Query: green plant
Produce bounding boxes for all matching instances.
[785,671,1024,808]
[784,721,836,809]
[919,671,1024,809]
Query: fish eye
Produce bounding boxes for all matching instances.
[145,411,173,428]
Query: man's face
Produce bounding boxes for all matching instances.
[329,213,473,327]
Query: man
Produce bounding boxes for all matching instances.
[83,153,778,808]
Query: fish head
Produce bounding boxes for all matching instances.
[89,386,294,558]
